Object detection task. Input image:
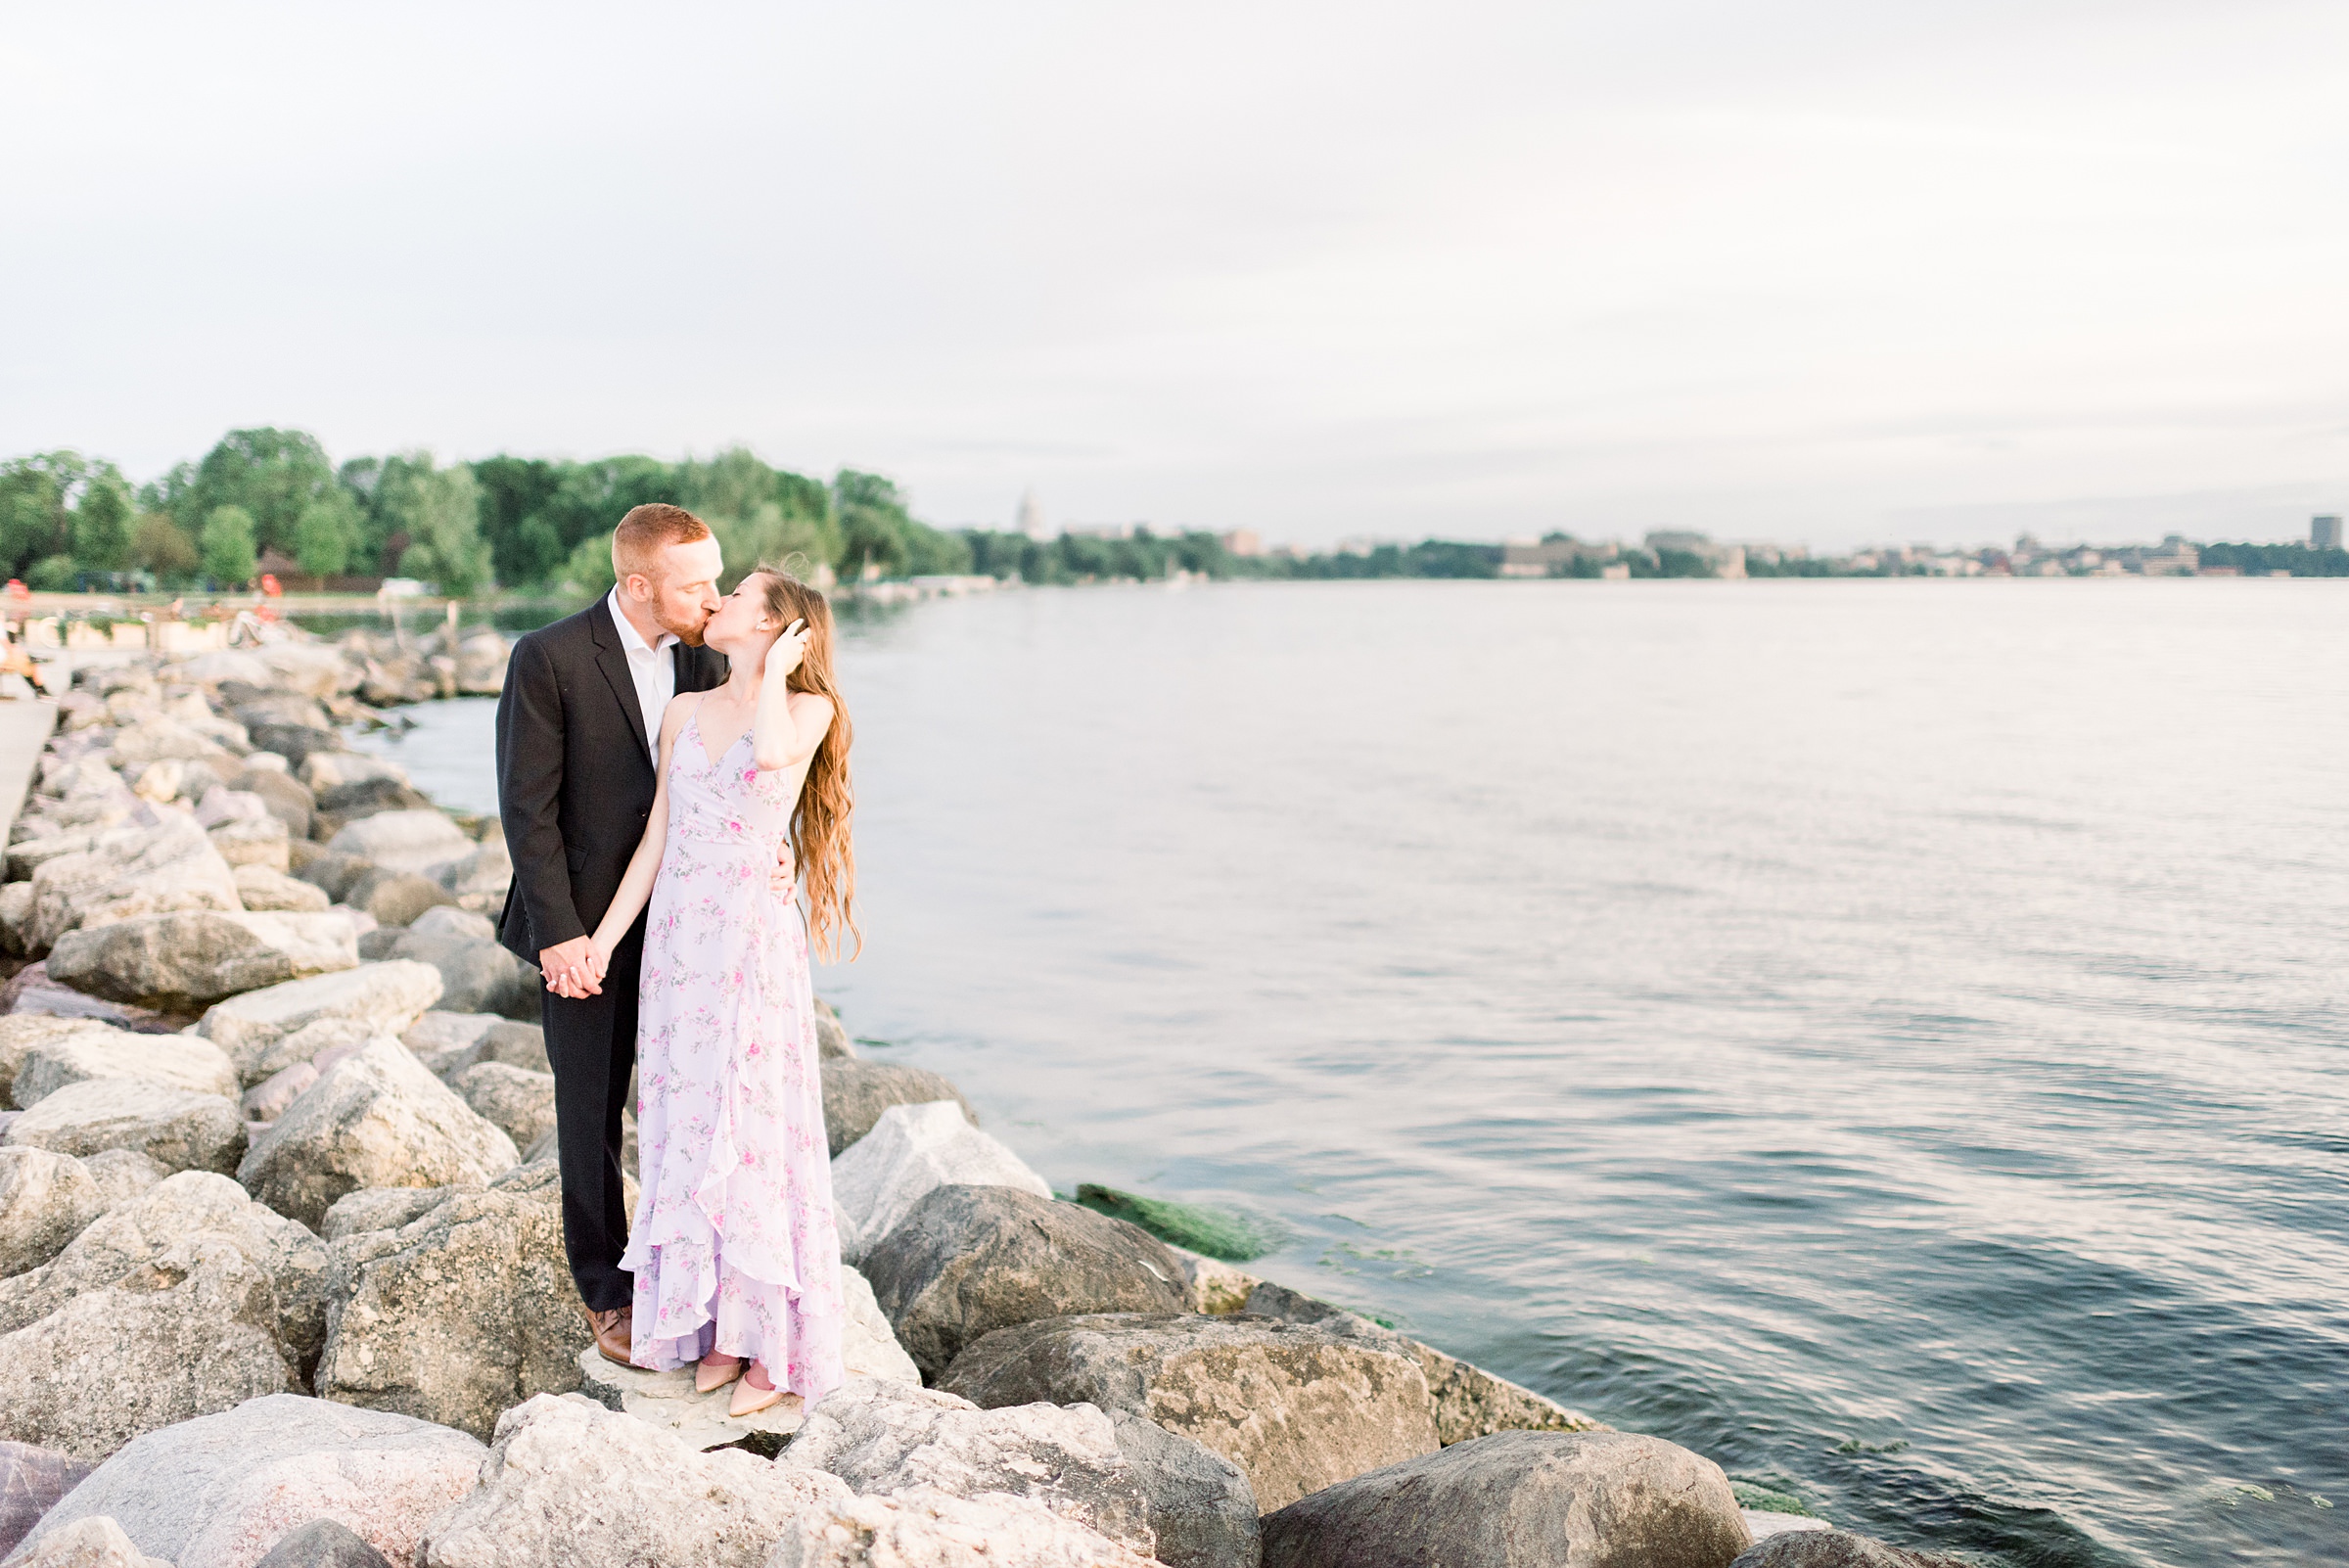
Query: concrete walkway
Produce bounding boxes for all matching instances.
[0,701,58,846]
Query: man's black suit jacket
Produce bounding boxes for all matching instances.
[494,599,728,962]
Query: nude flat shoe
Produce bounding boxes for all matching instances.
[695,1355,745,1395]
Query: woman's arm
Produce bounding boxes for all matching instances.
[586,693,694,971]
[751,621,834,772]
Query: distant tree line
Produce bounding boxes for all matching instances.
[2197,541,2349,576]
[0,429,970,595]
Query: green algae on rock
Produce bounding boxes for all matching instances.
[1075,1183,1276,1263]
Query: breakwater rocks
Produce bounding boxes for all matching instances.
[0,634,1947,1567]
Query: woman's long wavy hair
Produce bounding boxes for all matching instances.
[753,564,859,961]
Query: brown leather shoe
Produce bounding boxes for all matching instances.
[583,1304,634,1366]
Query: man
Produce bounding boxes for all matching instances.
[495,502,731,1365]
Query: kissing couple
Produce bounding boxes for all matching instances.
[494,503,856,1418]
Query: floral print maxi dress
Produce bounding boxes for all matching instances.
[621,706,844,1396]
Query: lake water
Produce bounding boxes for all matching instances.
[357,579,2348,1568]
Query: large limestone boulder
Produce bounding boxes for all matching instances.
[237,1038,518,1230]
[860,1184,1189,1377]
[403,1017,545,1082]
[237,769,315,841]
[298,754,407,794]
[0,1019,124,1106]
[6,1515,171,1567]
[108,718,235,771]
[3,1079,246,1176]
[318,1184,466,1242]
[769,1488,1158,1568]
[777,1381,1153,1556]
[343,869,454,928]
[0,1440,95,1560]
[247,724,344,771]
[358,927,533,1016]
[8,1027,238,1109]
[831,1099,1052,1262]
[0,1231,294,1459]
[446,1064,555,1154]
[941,1313,1439,1514]
[1727,1531,1973,1568]
[323,812,469,877]
[820,1058,976,1157]
[1259,1430,1752,1568]
[233,863,333,912]
[250,1518,395,1568]
[1104,1407,1262,1568]
[1244,1283,1603,1445]
[26,816,241,953]
[196,961,443,1086]
[0,1172,334,1373]
[78,1150,167,1211]
[414,1393,852,1568]
[314,1163,588,1439]
[12,1394,485,1568]
[0,1149,105,1278]
[1,882,36,957]
[254,645,354,700]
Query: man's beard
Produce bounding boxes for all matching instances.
[654,605,711,647]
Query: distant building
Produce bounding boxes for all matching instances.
[2314,515,2343,550]
[1220,529,1263,558]
[1017,489,1049,541]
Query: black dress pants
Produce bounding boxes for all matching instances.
[541,919,644,1314]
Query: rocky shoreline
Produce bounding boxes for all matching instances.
[0,625,1952,1568]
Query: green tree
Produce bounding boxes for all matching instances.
[131,513,200,582]
[177,429,349,558]
[27,555,79,592]
[201,505,258,586]
[378,457,491,595]
[0,452,87,578]
[69,467,135,572]
[293,500,352,578]
[834,469,912,577]
[472,456,565,586]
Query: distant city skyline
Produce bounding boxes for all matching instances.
[4,3,2344,553]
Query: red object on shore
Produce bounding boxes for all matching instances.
[260,574,283,597]
[5,579,25,601]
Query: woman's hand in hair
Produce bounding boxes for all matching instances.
[763,619,810,681]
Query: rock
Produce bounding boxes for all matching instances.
[238,1038,518,1230]
[358,929,530,1015]
[940,1313,1438,1514]
[447,1064,555,1153]
[1,884,34,957]
[1169,1246,1260,1315]
[1105,1408,1261,1568]
[252,1518,394,1568]
[208,816,292,872]
[228,1016,379,1089]
[5,1516,170,1567]
[235,864,333,912]
[769,1488,1158,1568]
[78,1150,166,1210]
[1727,1530,1971,1567]
[0,968,177,1035]
[225,687,331,731]
[313,778,437,828]
[820,1059,977,1158]
[1741,1513,1835,1544]
[315,1164,585,1439]
[194,786,271,829]
[0,1150,105,1278]
[409,905,494,942]
[344,869,454,928]
[574,1266,917,1448]
[237,769,315,840]
[1259,1430,1752,1568]
[413,1392,852,1568]
[829,1100,1051,1262]
[0,1171,333,1371]
[110,719,232,770]
[778,1381,1154,1555]
[1242,1284,1603,1445]
[8,1027,238,1109]
[862,1184,1189,1378]
[196,961,444,1086]
[397,1010,499,1065]
[3,1079,246,1176]
[242,1061,320,1124]
[429,844,511,915]
[128,761,185,806]
[453,633,508,696]
[247,725,344,770]
[0,1440,96,1560]
[293,852,373,905]
[813,1009,855,1060]
[168,651,272,689]
[25,816,242,953]
[12,1394,484,1568]
[0,1231,294,1459]
[323,813,469,877]
[298,754,407,794]
[408,1019,546,1082]
[318,1185,464,1242]
[46,913,358,1017]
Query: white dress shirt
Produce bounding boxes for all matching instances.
[606,587,677,759]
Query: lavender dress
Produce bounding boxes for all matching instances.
[621,703,844,1397]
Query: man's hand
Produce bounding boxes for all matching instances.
[540,936,601,999]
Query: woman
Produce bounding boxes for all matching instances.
[583,565,857,1417]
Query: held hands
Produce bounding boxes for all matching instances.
[539,935,610,1000]
[763,619,809,681]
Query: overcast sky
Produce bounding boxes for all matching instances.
[4,2,2344,550]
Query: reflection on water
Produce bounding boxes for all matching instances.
[381,579,2349,1568]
